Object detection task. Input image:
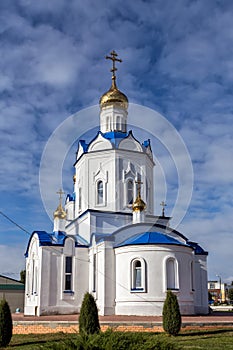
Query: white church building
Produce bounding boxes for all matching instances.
[24,51,208,317]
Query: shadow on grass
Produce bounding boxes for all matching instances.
[10,334,70,348]
[179,328,233,337]
[10,339,48,347]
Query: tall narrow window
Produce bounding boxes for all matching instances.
[97,181,103,204]
[127,180,134,205]
[33,266,38,294]
[65,256,72,291]
[31,259,35,295]
[131,258,146,292]
[116,116,121,130]
[26,269,30,296]
[106,116,110,131]
[134,260,142,289]
[93,253,97,292]
[166,258,177,290]
[78,188,82,211]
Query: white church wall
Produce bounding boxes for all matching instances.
[73,247,89,310]
[65,200,75,222]
[95,212,132,234]
[24,235,41,316]
[118,134,143,152]
[193,255,208,314]
[104,242,116,315]
[90,241,115,316]
[88,133,113,152]
[115,244,195,316]
[94,242,105,315]
[100,105,128,133]
[75,212,91,242]
[74,146,154,218]
[37,241,89,315]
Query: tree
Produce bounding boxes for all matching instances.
[20,270,26,284]
[0,299,13,347]
[79,292,100,336]
[228,289,233,302]
[208,292,213,301]
[162,290,181,336]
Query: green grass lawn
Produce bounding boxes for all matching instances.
[2,328,233,349]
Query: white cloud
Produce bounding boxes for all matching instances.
[0,245,25,279]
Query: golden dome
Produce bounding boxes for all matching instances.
[99,76,128,110]
[132,194,146,212]
[53,203,66,220]
[73,174,76,183]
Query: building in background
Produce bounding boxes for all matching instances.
[0,275,24,313]
[208,280,233,304]
[24,51,208,317]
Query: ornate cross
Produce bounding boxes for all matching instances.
[56,189,65,205]
[135,179,143,196]
[160,201,167,217]
[106,50,122,77]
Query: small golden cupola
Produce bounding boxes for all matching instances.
[132,180,146,224]
[99,51,128,134]
[99,50,128,110]
[132,194,146,213]
[53,203,66,220]
[53,189,66,232]
[132,193,146,213]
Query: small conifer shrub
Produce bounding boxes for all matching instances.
[0,299,13,347]
[162,290,181,336]
[79,292,100,336]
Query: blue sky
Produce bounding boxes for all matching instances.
[0,0,233,283]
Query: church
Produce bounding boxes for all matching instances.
[24,51,208,317]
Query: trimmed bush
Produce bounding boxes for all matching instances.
[42,331,178,349]
[162,291,181,336]
[0,299,13,347]
[79,292,100,336]
[88,330,177,350]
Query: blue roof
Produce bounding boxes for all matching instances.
[116,231,190,248]
[76,130,152,159]
[188,241,208,255]
[66,193,75,202]
[25,231,89,257]
[33,231,67,247]
[142,139,151,148]
[79,140,88,152]
[102,130,128,147]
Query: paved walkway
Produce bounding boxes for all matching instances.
[12,311,233,326]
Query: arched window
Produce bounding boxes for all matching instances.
[106,116,110,131]
[97,180,103,204]
[116,116,121,130]
[166,258,178,290]
[134,260,142,288]
[64,256,72,291]
[131,258,146,292]
[127,179,134,205]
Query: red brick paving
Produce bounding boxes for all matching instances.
[12,311,233,324]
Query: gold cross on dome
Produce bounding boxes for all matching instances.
[106,50,122,77]
[160,201,167,217]
[56,188,65,204]
[135,179,143,196]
